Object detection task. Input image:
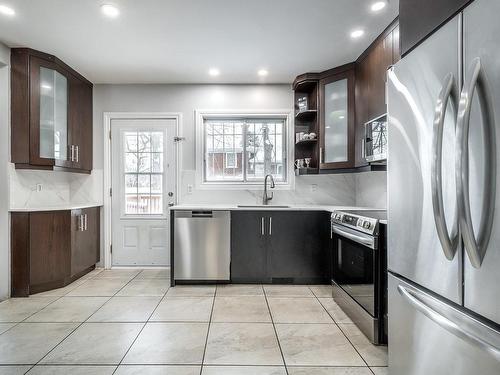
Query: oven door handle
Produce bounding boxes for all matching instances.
[331,225,375,249]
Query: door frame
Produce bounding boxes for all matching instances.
[103,112,182,269]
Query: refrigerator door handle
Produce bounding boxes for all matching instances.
[431,72,459,260]
[456,57,497,268]
[397,284,500,362]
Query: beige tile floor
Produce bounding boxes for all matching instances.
[0,269,387,374]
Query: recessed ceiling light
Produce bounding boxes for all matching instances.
[371,1,387,12]
[209,68,220,77]
[41,84,52,90]
[350,29,365,39]
[0,4,15,16]
[258,69,269,77]
[339,115,345,119]
[101,4,119,18]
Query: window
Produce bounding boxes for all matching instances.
[225,152,238,168]
[123,131,164,215]
[202,116,287,184]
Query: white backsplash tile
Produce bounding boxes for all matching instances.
[355,171,387,209]
[8,163,386,210]
[8,163,103,209]
[180,170,357,206]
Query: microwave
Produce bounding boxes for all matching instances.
[364,114,387,163]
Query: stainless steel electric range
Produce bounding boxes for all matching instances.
[330,209,387,345]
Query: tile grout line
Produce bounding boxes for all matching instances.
[26,270,140,370]
[8,269,105,373]
[111,276,168,375]
[263,285,290,375]
[310,286,375,371]
[199,287,217,375]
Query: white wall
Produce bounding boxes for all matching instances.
[93,84,359,206]
[0,43,10,300]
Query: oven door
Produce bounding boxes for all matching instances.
[331,224,379,318]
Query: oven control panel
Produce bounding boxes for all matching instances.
[331,211,379,235]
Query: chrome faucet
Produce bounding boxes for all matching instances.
[263,174,275,205]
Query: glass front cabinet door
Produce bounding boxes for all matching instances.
[30,57,72,168]
[319,70,355,170]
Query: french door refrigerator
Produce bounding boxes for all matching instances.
[387,0,500,373]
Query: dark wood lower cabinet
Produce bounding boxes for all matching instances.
[231,210,330,284]
[29,211,71,293]
[71,207,100,278]
[231,211,270,283]
[269,211,328,283]
[11,207,100,297]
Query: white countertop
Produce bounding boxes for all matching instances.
[169,204,387,224]
[9,203,103,212]
[169,204,383,213]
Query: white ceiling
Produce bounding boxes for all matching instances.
[0,0,399,84]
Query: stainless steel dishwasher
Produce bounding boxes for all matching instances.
[174,210,231,281]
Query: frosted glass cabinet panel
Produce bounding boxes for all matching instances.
[319,68,355,170]
[39,67,68,161]
[324,78,348,163]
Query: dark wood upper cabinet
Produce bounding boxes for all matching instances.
[319,66,356,170]
[11,48,93,173]
[294,19,399,172]
[354,20,399,167]
[399,0,472,56]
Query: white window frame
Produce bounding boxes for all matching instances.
[195,110,293,190]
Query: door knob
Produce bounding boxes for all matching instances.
[168,192,174,197]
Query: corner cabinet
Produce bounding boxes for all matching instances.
[293,64,356,173]
[11,207,100,297]
[11,48,93,173]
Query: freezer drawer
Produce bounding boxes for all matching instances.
[174,210,230,281]
[388,273,500,375]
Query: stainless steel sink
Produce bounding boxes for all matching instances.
[237,205,290,208]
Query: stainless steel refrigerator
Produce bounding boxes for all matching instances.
[387,0,500,373]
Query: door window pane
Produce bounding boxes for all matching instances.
[123,130,165,215]
[324,79,348,163]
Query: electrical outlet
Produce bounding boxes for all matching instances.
[310,184,318,193]
[36,183,43,192]
[187,184,193,194]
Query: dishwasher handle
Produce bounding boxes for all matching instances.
[174,210,215,218]
[191,211,213,218]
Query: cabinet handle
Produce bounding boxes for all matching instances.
[84,214,88,231]
[75,145,79,163]
[320,147,324,164]
[70,145,74,162]
[261,217,265,236]
[78,214,83,231]
[269,217,272,236]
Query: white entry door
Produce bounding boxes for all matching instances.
[111,118,177,266]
